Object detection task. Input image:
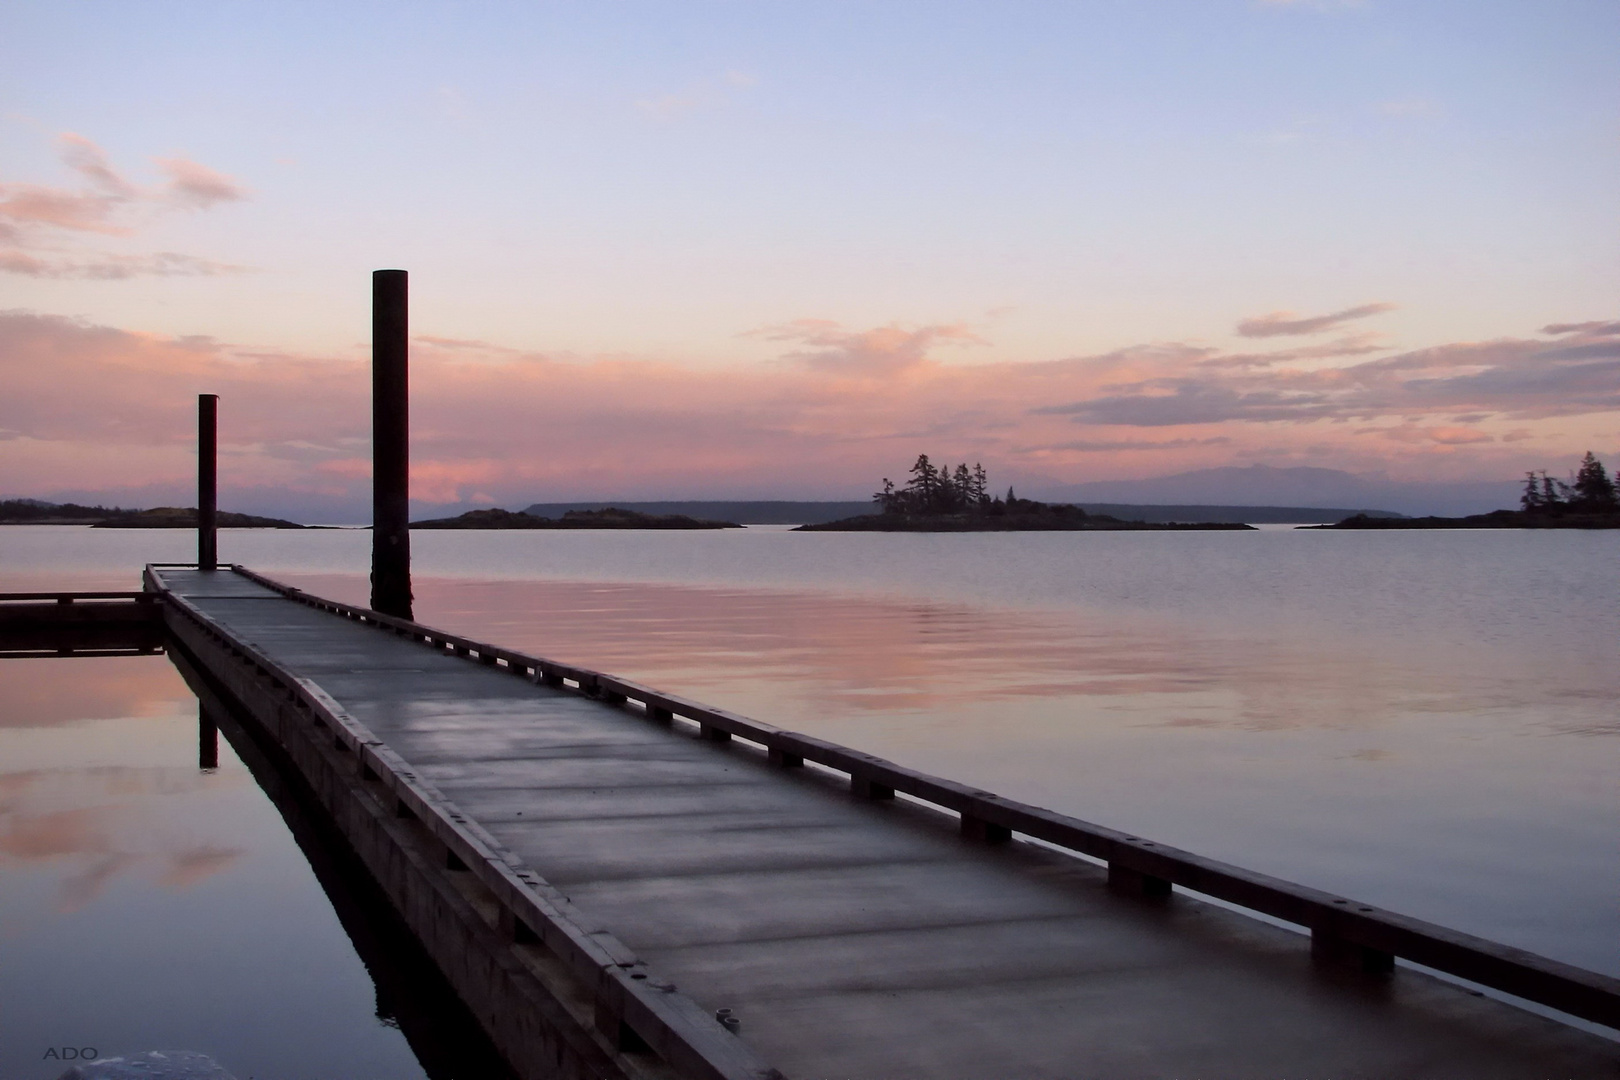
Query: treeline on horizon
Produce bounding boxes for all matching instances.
[0,498,141,520]
[1519,452,1618,514]
[870,454,1087,520]
[0,499,303,528]
[874,455,1008,517]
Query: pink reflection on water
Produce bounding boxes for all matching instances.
[0,658,247,909]
[276,572,1567,736]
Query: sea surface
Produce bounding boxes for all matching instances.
[2,523,1617,1076]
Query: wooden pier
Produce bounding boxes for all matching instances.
[143,563,1619,1079]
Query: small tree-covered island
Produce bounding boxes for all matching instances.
[799,456,1253,532]
[1314,452,1620,530]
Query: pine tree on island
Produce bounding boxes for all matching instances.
[1519,452,1619,518]
[874,454,1000,518]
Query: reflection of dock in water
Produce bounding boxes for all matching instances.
[131,562,1616,1079]
[166,642,518,1080]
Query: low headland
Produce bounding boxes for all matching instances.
[1309,453,1620,530]
[0,499,304,529]
[798,456,1253,532]
[410,507,741,530]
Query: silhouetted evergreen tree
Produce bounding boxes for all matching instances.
[1539,472,1566,507]
[1520,472,1544,511]
[874,477,897,512]
[1571,452,1617,508]
[873,455,1000,516]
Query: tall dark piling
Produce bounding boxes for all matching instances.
[371,269,413,620]
[198,394,218,571]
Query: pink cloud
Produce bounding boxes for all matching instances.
[0,184,131,235]
[58,133,137,197]
[1037,321,1620,427]
[1,251,246,280]
[1376,425,1495,446]
[1,307,1614,509]
[0,133,247,280]
[1017,437,1233,454]
[750,318,989,376]
[154,157,248,210]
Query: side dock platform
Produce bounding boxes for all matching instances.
[146,564,1620,1079]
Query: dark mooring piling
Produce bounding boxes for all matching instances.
[371,269,413,620]
[198,393,218,571]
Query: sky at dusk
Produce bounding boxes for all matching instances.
[2,1,1617,516]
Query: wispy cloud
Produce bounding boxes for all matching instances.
[1543,320,1620,337]
[0,133,248,279]
[1378,98,1445,119]
[1035,322,1620,427]
[154,156,247,210]
[1374,425,1495,446]
[1236,302,1396,338]
[0,250,246,279]
[1017,437,1233,454]
[748,318,988,377]
[1256,0,1365,9]
[636,69,759,119]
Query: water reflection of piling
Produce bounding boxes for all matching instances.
[167,647,516,1080]
[198,705,218,771]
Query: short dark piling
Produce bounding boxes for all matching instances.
[197,394,218,571]
[371,269,413,620]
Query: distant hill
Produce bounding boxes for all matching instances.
[522,499,1399,525]
[1068,504,1401,524]
[1312,508,1619,530]
[0,499,303,528]
[1034,465,1520,519]
[415,507,739,529]
[524,501,878,525]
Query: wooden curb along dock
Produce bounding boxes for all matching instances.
[145,562,1620,1079]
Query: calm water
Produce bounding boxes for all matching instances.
[3,523,1617,1072]
[0,654,443,1080]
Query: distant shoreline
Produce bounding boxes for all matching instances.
[1306,510,1620,531]
[410,507,741,530]
[0,500,304,529]
[800,503,1255,532]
